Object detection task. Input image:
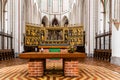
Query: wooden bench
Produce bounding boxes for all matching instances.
[0,49,14,61]
[94,49,111,62]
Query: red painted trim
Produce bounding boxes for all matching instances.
[29,0,31,23]
[101,0,104,6]
[47,0,48,12]
[30,1,32,23]
[89,0,90,55]
[18,0,20,53]
[46,0,49,12]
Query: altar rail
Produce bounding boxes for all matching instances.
[0,31,13,50]
[0,49,14,61]
[94,49,111,62]
[94,31,111,62]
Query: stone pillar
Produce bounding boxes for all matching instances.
[64,59,79,76]
[84,0,95,57]
[111,24,120,66]
[0,1,1,49]
[28,59,44,77]
[111,0,120,66]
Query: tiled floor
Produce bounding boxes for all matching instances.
[0,58,28,69]
[79,58,120,73]
[0,57,120,73]
[0,58,120,80]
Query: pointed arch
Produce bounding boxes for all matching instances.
[62,16,69,27]
[52,15,59,26]
[42,16,48,27]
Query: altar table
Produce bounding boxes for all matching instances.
[19,52,86,77]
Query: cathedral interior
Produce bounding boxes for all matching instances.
[0,0,120,79]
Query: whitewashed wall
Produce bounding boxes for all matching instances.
[0,0,1,49]
[111,0,120,66]
[0,0,1,31]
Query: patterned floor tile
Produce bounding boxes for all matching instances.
[0,63,120,80]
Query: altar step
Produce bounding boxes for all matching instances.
[0,64,120,80]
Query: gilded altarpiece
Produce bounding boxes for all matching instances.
[25,24,84,47]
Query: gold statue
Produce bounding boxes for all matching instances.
[42,35,44,41]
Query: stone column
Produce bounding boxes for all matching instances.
[111,24,120,66]
[84,0,95,57]
[111,0,120,66]
[0,0,2,49]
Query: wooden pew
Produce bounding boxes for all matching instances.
[0,49,14,61]
[94,49,111,62]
